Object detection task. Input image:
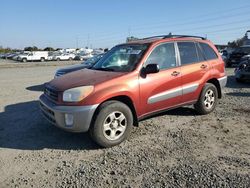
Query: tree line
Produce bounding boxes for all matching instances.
[0,46,61,53]
[1,34,249,54]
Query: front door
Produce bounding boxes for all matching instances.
[139,42,182,117]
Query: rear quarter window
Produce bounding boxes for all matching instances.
[199,42,218,60]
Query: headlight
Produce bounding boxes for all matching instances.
[63,86,94,102]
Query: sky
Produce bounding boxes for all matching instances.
[0,0,250,49]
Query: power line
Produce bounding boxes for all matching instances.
[91,18,250,43]
[77,5,250,41]
[78,11,250,42]
[131,4,250,30]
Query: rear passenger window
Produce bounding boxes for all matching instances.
[199,42,218,60]
[178,42,199,65]
[145,43,176,70]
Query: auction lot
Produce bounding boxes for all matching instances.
[0,60,249,187]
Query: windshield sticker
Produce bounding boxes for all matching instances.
[118,49,142,54]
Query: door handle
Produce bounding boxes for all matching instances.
[171,71,180,76]
[200,64,208,69]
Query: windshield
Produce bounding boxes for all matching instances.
[91,44,148,72]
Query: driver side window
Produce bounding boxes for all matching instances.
[145,43,177,70]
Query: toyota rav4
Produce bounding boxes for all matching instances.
[40,35,227,147]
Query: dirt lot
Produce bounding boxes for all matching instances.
[0,62,249,187]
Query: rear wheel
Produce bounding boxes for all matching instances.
[89,101,133,148]
[40,57,45,62]
[56,58,60,61]
[194,83,218,115]
[22,58,27,62]
[69,57,73,61]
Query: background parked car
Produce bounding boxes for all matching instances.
[74,52,93,61]
[17,51,49,62]
[227,45,250,67]
[55,53,104,78]
[52,53,75,61]
[235,59,250,82]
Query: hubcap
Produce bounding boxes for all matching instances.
[103,111,127,141]
[204,89,215,109]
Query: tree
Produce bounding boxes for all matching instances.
[44,47,54,51]
[227,35,248,48]
[24,46,39,51]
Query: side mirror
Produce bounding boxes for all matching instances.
[144,64,160,74]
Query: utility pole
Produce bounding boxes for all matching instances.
[128,26,131,37]
[75,36,79,49]
[87,34,90,48]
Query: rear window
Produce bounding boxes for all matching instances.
[199,42,218,60]
[177,42,200,65]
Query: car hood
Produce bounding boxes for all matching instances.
[49,68,126,91]
[57,64,90,73]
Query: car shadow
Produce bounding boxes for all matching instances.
[0,100,99,150]
[226,92,250,97]
[140,107,197,121]
[26,84,45,92]
[226,75,250,89]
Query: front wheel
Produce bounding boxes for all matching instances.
[89,101,133,148]
[194,83,218,115]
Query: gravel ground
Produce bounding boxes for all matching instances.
[0,63,249,188]
[0,59,81,68]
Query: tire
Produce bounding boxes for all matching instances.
[56,58,60,61]
[194,83,218,115]
[40,57,45,62]
[22,58,27,62]
[69,57,73,61]
[89,100,133,148]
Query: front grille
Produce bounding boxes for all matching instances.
[40,102,56,124]
[44,86,58,102]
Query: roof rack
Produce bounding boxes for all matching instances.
[142,34,206,40]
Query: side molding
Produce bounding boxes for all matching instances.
[147,83,199,104]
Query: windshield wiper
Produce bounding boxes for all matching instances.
[92,67,115,72]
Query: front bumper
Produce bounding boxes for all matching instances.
[235,71,250,80]
[218,76,227,88]
[39,94,98,132]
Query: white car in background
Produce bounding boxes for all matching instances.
[74,53,93,61]
[17,51,49,62]
[52,53,75,61]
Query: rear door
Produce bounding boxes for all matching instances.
[177,41,210,103]
[139,42,182,116]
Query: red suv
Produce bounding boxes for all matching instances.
[40,35,227,147]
